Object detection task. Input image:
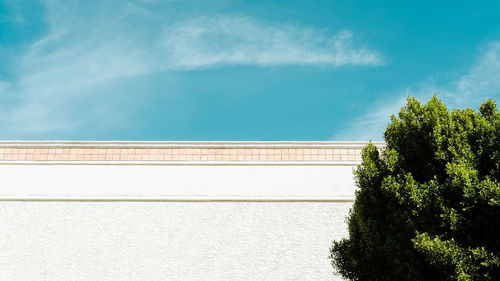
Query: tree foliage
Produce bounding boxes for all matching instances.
[330,96,500,281]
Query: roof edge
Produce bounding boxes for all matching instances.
[0,140,386,148]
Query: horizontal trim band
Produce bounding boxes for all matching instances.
[0,160,361,166]
[0,196,356,202]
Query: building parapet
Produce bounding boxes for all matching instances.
[0,141,385,162]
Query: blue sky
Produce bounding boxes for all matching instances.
[1,0,500,140]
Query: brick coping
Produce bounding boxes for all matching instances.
[0,141,385,162]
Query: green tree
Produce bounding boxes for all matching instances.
[330,96,500,281]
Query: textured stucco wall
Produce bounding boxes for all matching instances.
[0,202,350,281]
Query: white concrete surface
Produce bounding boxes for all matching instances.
[0,163,357,200]
[0,202,350,281]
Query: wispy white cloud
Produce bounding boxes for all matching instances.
[0,0,383,137]
[332,96,406,141]
[163,16,384,69]
[453,42,500,103]
[333,41,500,141]
[0,81,10,93]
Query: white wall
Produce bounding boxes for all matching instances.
[0,163,357,200]
[0,161,356,280]
[0,202,350,281]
